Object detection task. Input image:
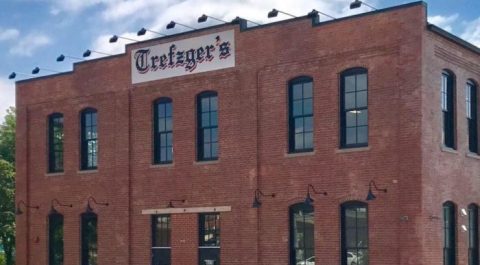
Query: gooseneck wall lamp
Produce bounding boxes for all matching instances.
[166,21,197,30]
[366,180,387,201]
[198,14,227,24]
[31,67,61,75]
[304,184,328,206]
[50,199,73,214]
[167,199,186,208]
[308,9,336,20]
[350,0,378,10]
[16,200,39,215]
[109,35,138,43]
[8,72,33,80]
[267,9,296,18]
[56,54,84,62]
[137,27,167,37]
[86,196,109,213]
[252,189,276,208]
[231,16,262,26]
[83,49,113,58]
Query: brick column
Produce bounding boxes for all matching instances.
[171,213,199,265]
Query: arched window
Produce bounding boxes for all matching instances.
[48,212,64,265]
[197,91,218,161]
[444,201,456,265]
[340,68,368,148]
[288,77,314,152]
[341,201,368,265]
[81,212,98,265]
[466,80,478,153]
[48,113,64,173]
[469,204,479,265]
[80,108,98,170]
[289,203,314,265]
[153,98,173,164]
[442,70,456,149]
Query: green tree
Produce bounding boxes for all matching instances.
[0,107,15,265]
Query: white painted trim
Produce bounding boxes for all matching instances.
[142,206,231,215]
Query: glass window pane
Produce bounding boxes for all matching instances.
[356,91,367,108]
[303,82,313,98]
[346,111,357,127]
[304,132,313,149]
[346,128,356,145]
[293,100,303,116]
[202,113,210,127]
[161,134,167,146]
[345,93,355,110]
[166,147,173,161]
[295,118,304,133]
[210,111,218,126]
[295,134,304,150]
[166,133,173,146]
[303,98,313,115]
[211,143,218,158]
[210,97,218,111]
[204,129,211,143]
[357,74,367,91]
[165,103,172,117]
[293,84,303,99]
[158,104,165,117]
[91,113,97,126]
[345,75,356,92]
[304,117,313,132]
[85,113,92,126]
[204,143,211,158]
[357,126,368,144]
[201,97,210,112]
[211,128,218,143]
[165,117,172,131]
[346,227,357,248]
[357,111,368,126]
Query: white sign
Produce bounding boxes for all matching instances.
[131,30,235,84]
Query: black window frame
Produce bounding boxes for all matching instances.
[340,68,369,148]
[80,108,98,170]
[289,202,315,265]
[48,113,64,173]
[199,213,221,265]
[81,212,98,265]
[197,91,219,161]
[444,201,457,265]
[469,204,479,265]
[341,201,369,265]
[467,80,478,153]
[48,212,64,265]
[153,98,173,164]
[288,76,314,153]
[442,70,456,149]
[152,214,171,265]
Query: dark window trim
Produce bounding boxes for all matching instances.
[442,70,456,150]
[469,203,479,265]
[81,212,98,265]
[153,97,173,164]
[80,108,98,170]
[197,91,219,161]
[48,212,64,265]
[340,67,369,149]
[289,202,314,265]
[48,113,64,173]
[288,76,314,153]
[444,201,457,265]
[151,214,171,265]
[467,80,479,154]
[341,201,368,265]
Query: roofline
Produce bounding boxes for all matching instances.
[427,23,480,56]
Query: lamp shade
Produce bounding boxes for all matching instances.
[166,21,176,29]
[267,9,279,18]
[137,28,147,36]
[56,54,65,62]
[8,72,16,79]
[198,14,208,23]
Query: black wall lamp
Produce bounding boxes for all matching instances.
[198,14,227,24]
[83,49,113,58]
[231,16,262,26]
[50,199,73,214]
[31,67,61,75]
[167,199,186,208]
[86,196,109,213]
[109,35,138,43]
[308,9,336,20]
[8,72,33,80]
[166,21,197,30]
[16,200,39,215]
[267,9,296,18]
[366,180,387,201]
[304,184,328,206]
[350,0,377,10]
[137,27,167,37]
[56,54,84,62]
[252,189,275,208]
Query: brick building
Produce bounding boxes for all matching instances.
[14,1,480,265]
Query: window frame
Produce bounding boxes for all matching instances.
[48,113,64,173]
[340,68,369,149]
[289,202,315,265]
[48,212,64,265]
[153,98,174,164]
[467,80,478,154]
[80,108,98,170]
[288,76,314,153]
[443,201,457,265]
[152,214,171,265]
[199,213,221,265]
[442,70,456,149]
[469,204,479,265]
[341,201,369,265]
[81,212,98,265]
[197,91,219,161]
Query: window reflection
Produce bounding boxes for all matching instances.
[342,202,368,265]
[290,203,315,265]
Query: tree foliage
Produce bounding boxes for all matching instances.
[0,107,15,164]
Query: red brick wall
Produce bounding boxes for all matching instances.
[14,3,478,265]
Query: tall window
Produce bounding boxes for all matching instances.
[442,71,456,149]
[289,203,314,265]
[469,204,479,265]
[49,213,64,265]
[81,212,98,265]
[288,77,314,152]
[199,213,220,265]
[48,113,64,173]
[341,201,368,265]
[152,215,171,265]
[154,98,173,164]
[197,91,218,161]
[467,81,478,153]
[81,108,98,170]
[340,68,368,148]
[444,202,456,265]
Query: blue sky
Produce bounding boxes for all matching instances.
[0,0,479,121]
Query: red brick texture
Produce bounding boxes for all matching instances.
[14,2,480,265]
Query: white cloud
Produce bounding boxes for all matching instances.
[461,17,480,47]
[49,0,112,13]
[0,78,15,123]
[428,14,459,32]
[0,28,20,41]
[9,33,52,57]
